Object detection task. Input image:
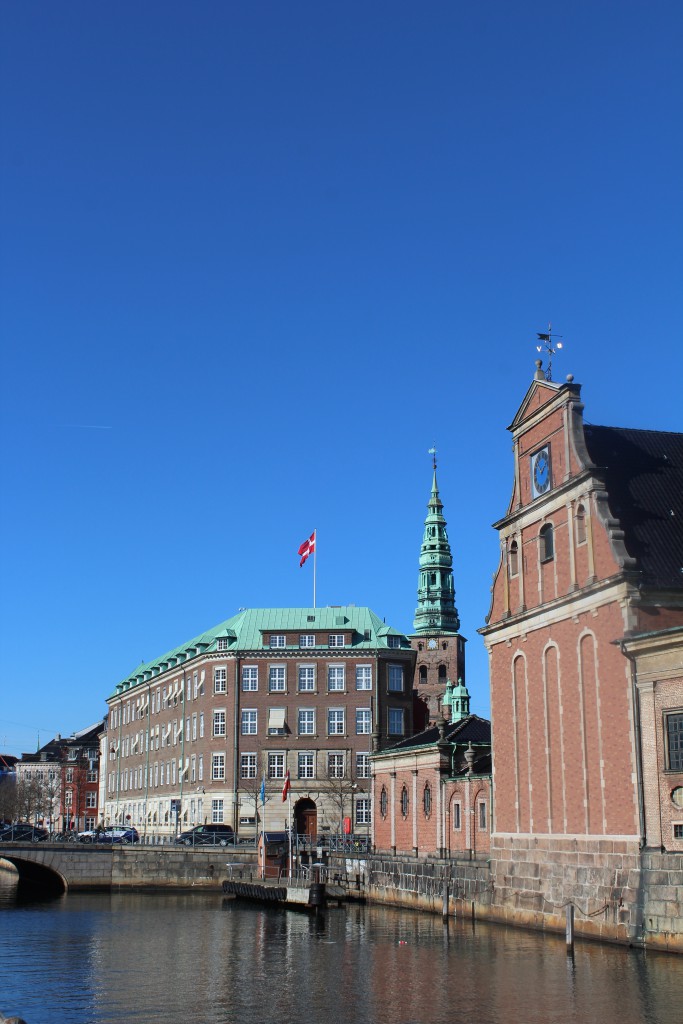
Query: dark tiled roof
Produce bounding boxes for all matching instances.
[584,426,683,590]
[453,751,492,777]
[387,713,491,751]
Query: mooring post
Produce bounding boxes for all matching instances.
[566,902,575,950]
[442,882,449,919]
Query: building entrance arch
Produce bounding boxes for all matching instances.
[294,798,317,837]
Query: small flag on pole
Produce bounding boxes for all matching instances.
[281,769,291,802]
[298,530,316,567]
[260,777,266,804]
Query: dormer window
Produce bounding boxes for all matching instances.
[328,634,345,648]
[387,636,401,649]
[269,635,286,649]
[540,523,554,562]
[299,634,315,648]
[217,638,229,651]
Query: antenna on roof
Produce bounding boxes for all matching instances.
[536,323,564,381]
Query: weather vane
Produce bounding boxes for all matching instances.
[428,444,437,470]
[536,322,564,381]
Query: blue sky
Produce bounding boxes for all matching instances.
[1,1,681,755]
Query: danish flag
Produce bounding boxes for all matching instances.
[281,770,291,802]
[298,530,316,567]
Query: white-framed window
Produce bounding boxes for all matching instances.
[388,707,404,736]
[328,634,345,648]
[213,710,226,737]
[212,754,225,781]
[66,768,74,783]
[65,790,73,806]
[86,769,98,783]
[192,714,197,741]
[241,753,257,779]
[269,635,286,648]
[298,752,315,779]
[356,708,371,734]
[191,755,196,783]
[355,798,371,825]
[355,665,372,690]
[453,802,461,830]
[242,666,258,691]
[217,638,229,651]
[328,709,345,735]
[299,634,315,648]
[328,665,345,691]
[388,665,404,692]
[214,668,227,693]
[269,666,286,692]
[268,752,285,779]
[241,709,257,735]
[298,665,315,691]
[298,709,315,735]
[327,753,345,778]
[85,791,97,808]
[356,753,370,778]
[199,713,204,738]
[198,755,203,781]
[387,636,401,649]
[212,799,224,823]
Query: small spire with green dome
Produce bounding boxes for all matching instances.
[413,447,461,634]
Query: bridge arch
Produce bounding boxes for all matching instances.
[0,853,67,894]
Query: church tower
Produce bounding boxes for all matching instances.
[409,454,466,726]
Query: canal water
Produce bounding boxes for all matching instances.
[1,879,682,1024]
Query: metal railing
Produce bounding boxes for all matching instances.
[294,833,371,854]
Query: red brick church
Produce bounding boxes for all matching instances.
[481,360,683,946]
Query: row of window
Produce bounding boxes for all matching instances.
[215,664,401,694]
[20,767,98,784]
[508,504,590,575]
[240,751,371,781]
[238,706,404,737]
[378,784,487,828]
[216,633,403,651]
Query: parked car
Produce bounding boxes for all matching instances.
[174,824,235,847]
[99,826,139,844]
[76,827,101,843]
[0,824,49,843]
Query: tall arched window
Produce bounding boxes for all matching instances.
[401,785,409,817]
[509,539,519,576]
[380,786,388,817]
[423,784,431,817]
[438,664,447,683]
[540,523,554,562]
[419,665,427,685]
[575,504,586,545]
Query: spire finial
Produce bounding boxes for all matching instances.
[428,444,437,471]
[535,322,564,382]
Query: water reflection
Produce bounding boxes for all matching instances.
[0,884,681,1024]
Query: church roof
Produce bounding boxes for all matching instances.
[379,712,491,752]
[584,425,683,590]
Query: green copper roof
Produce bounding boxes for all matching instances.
[112,606,408,696]
[413,463,460,634]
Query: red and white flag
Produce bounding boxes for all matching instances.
[281,769,291,802]
[298,530,316,567]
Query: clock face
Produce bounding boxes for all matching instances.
[531,447,552,498]
[427,639,437,650]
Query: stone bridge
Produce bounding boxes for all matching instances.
[0,842,256,893]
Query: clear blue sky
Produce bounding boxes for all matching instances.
[1,1,681,755]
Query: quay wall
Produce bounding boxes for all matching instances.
[339,845,683,953]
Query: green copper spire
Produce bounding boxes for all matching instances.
[413,453,460,634]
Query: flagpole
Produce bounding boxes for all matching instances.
[313,528,317,609]
[288,787,293,879]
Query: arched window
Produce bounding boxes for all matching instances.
[575,504,586,545]
[423,784,431,817]
[419,665,427,685]
[380,786,388,817]
[509,539,519,576]
[401,785,409,817]
[438,664,447,683]
[540,523,554,562]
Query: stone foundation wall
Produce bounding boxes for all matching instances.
[489,836,683,952]
[361,854,492,916]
